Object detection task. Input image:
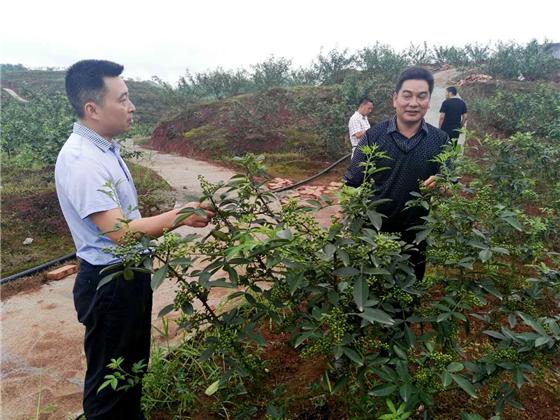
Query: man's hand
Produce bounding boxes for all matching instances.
[177,201,216,228]
[353,130,366,139]
[423,175,438,189]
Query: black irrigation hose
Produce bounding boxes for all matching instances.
[1,153,351,286]
[270,152,351,192]
[0,253,77,285]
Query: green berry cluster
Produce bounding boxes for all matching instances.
[428,351,454,370]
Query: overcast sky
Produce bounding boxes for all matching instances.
[1,0,558,83]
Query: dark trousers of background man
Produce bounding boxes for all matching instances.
[73,259,152,419]
[381,220,427,281]
[445,127,461,140]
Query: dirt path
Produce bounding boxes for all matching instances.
[0,150,236,419]
[132,145,236,206]
[2,87,29,103]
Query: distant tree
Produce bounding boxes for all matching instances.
[312,48,356,85]
[252,55,293,90]
[357,43,409,79]
[0,63,28,72]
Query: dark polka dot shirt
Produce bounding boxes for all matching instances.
[344,117,450,229]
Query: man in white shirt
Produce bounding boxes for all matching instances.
[348,98,373,156]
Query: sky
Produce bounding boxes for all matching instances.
[1,0,558,83]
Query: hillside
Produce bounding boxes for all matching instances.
[147,84,395,177]
[1,65,167,127]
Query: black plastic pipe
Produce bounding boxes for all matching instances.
[0,253,77,285]
[271,153,350,192]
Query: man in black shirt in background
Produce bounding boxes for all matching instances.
[439,86,468,141]
[344,67,450,280]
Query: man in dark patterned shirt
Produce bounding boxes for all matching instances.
[344,67,450,280]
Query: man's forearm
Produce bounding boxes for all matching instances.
[127,209,180,238]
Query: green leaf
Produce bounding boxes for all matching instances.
[451,374,477,398]
[399,383,413,402]
[535,336,550,347]
[244,293,257,306]
[353,278,369,312]
[369,383,397,397]
[393,345,407,360]
[336,249,350,266]
[276,228,293,240]
[151,265,168,290]
[211,230,229,241]
[205,380,220,396]
[447,362,464,373]
[246,331,266,346]
[461,413,485,420]
[193,208,207,217]
[442,371,452,387]
[181,302,193,314]
[324,243,336,259]
[158,304,175,318]
[479,248,492,263]
[342,347,363,366]
[294,331,317,348]
[359,308,395,326]
[519,313,547,335]
[333,267,359,277]
[437,312,452,322]
[366,210,383,230]
[287,272,304,295]
[97,271,121,290]
[503,216,523,231]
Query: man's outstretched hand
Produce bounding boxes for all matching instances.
[423,175,438,189]
[178,202,216,228]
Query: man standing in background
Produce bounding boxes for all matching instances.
[439,86,467,144]
[348,98,373,157]
[344,67,449,281]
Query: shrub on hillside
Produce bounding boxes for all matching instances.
[471,84,560,139]
[487,41,560,81]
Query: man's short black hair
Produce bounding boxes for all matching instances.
[358,97,373,107]
[446,86,457,95]
[395,67,434,95]
[65,59,124,118]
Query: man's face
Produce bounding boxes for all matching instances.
[94,77,135,137]
[392,79,430,125]
[359,102,373,116]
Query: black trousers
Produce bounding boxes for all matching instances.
[381,221,427,281]
[446,128,461,140]
[73,259,153,419]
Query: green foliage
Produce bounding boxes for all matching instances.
[312,48,356,85]
[487,40,560,81]
[432,45,471,67]
[1,88,73,165]
[472,84,560,139]
[252,55,293,90]
[103,137,559,417]
[357,43,409,78]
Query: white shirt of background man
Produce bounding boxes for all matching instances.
[348,111,371,149]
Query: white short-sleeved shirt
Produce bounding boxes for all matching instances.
[348,111,371,148]
[55,123,141,265]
